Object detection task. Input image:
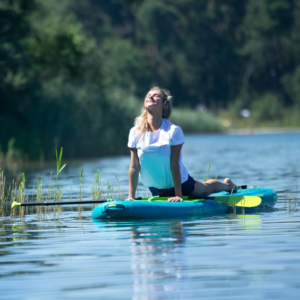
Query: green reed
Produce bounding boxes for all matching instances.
[0,166,130,218]
[204,162,210,181]
[7,173,29,218]
[46,174,53,201]
[0,170,5,217]
[18,173,28,217]
[107,181,114,199]
[38,176,50,216]
[54,146,66,201]
[203,162,218,182]
[91,169,102,200]
[78,167,84,200]
[283,188,299,213]
[77,167,84,214]
[56,146,66,180]
[2,166,299,219]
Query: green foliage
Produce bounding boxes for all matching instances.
[281,66,300,108]
[1,0,300,161]
[238,0,295,107]
[170,109,224,133]
[251,93,283,121]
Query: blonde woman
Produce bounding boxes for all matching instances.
[127,87,237,202]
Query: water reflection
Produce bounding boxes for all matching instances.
[128,215,266,299]
[130,222,186,299]
[235,215,262,231]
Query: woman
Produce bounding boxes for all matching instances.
[127,87,237,202]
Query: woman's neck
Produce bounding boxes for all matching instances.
[147,113,163,132]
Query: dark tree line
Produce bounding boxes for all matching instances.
[1,0,299,160]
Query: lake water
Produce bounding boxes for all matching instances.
[1,132,300,299]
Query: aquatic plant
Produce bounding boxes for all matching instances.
[18,173,26,203]
[36,177,45,215]
[91,169,102,200]
[54,147,66,201]
[107,181,114,199]
[283,188,299,213]
[46,174,53,201]
[78,167,84,200]
[0,170,5,217]
[56,147,66,180]
[4,165,299,219]
[6,173,29,218]
[204,162,210,181]
[17,173,28,217]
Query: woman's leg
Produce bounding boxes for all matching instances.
[190,178,237,196]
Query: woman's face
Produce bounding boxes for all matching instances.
[144,90,164,112]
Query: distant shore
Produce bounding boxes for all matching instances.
[228,128,300,135]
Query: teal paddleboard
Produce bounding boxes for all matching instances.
[92,187,277,219]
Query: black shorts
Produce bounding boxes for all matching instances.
[148,175,196,197]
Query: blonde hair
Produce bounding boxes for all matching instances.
[134,87,173,135]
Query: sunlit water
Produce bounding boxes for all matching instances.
[1,132,300,299]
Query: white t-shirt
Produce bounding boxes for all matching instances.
[127,119,189,189]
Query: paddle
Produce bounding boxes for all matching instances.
[11,194,261,209]
[194,195,261,207]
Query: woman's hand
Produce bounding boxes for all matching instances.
[168,196,183,202]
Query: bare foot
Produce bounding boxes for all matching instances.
[224,178,238,193]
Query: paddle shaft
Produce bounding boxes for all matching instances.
[15,199,107,207]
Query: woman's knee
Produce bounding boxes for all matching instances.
[223,178,231,184]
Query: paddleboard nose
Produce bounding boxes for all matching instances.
[102,203,126,213]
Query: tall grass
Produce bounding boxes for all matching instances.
[55,146,66,180]
[0,167,130,218]
[78,167,83,200]
[54,146,66,201]
[0,170,28,218]
[170,109,225,133]
[283,187,299,213]
[91,169,102,200]
[0,170,5,217]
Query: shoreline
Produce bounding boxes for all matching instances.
[1,128,299,169]
[227,128,300,135]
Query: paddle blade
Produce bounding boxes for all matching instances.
[11,201,21,209]
[216,196,261,208]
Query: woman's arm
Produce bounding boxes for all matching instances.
[169,144,183,202]
[127,148,140,200]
